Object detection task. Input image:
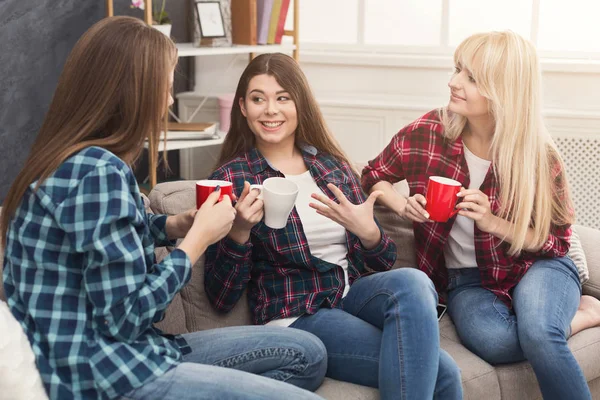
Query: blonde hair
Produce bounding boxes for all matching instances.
[217,53,354,171]
[1,16,177,245]
[440,31,573,256]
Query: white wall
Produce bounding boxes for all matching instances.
[177,52,600,228]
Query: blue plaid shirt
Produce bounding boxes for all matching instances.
[3,147,192,400]
[205,146,397,325]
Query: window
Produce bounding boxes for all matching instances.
[537,0,600,53]
[292,0,600,56]
[364,0,441,46]
[448,0,532,46]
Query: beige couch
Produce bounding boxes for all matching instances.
[148,181,600,400]
[1,179,600,400]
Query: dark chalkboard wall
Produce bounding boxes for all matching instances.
[0,0,192,201]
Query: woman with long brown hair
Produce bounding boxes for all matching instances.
[1,17,327,400]
[204,53,462,400]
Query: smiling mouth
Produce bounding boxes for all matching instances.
[260,121,284,128]
[451,93,466,101]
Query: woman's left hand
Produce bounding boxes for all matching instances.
[456,189,499,233]
[166,208,197,239]
[309,183,383,249]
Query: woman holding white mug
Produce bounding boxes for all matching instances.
[204,53,462,400]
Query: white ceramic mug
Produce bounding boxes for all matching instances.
[250,177,299,229]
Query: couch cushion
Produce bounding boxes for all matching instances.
[373,204,416,269]
[149,181,252,332]
[438,316,501,400]
[577,224,600,299]
[315,377,379,400]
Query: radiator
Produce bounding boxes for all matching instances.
[554,135,600,230]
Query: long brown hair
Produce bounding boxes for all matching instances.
[1,16,177,244]
[217,53,352,168]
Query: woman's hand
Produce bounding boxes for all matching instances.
[178,189,236,265]
[309,183,382,249]
[401,194,431,223]
[193,190,237,245]
[166,208,197,239]
[228,182,264,244]
[456,189,499,233]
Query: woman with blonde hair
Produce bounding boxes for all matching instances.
[205,53,463,400]
[1,17,327,400]
[362,30,600,399]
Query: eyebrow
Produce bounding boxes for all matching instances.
[248,89,289,95]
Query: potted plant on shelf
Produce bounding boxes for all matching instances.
[131,0,172,37]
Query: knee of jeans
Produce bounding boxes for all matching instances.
[439,350,461,381]
[289,329,328,368]
[518,320,567,356]
[387,268,437,304]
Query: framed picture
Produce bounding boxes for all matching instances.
[195,1,226,38]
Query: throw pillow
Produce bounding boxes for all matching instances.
[569,227,589,285]
[0,301,48,400]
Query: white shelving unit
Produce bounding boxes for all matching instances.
[176,43,297,58]
[107,0,299,188]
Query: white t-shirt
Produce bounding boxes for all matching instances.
[267,170,349,327]
[444,143,492,269]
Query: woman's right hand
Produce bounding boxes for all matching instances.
[178,189,236,265]
[401,194,430,223]
[193,190,237,245]
[228,182,264,244]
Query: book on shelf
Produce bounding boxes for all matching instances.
[267,0,282,44]
[231,0,258,45]
[256,0,274,45]
[164,122,218,140]
[274,0,290,44]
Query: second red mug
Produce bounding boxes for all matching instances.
[196,180,234,209]
[425,176,462,222]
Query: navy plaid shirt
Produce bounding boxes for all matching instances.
[204,145,397,325]
[3,147,192,400]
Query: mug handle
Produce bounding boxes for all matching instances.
[449,208,459,218]
[249,184,263,199]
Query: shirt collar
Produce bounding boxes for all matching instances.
[446,136,463,156]
[247,143,318,175]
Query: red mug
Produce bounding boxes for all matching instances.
[425,176,462,222]
[196,180,234,209]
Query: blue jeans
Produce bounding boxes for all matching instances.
[291,268,463,400]
[447,257,591,400]
[122,326,327,400]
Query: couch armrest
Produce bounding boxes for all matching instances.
[576,224,600,299]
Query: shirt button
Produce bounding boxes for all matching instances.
[104,320,108,325]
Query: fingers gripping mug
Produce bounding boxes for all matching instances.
[250,177,299,229]
[196,180,234,208]
[425,176,462,222]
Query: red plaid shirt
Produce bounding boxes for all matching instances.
[361,109,571,306]
[205,145,397,325]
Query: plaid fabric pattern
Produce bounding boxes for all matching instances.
[3,147,192,400]
[204,146,397,325]
[361,109,572,306]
